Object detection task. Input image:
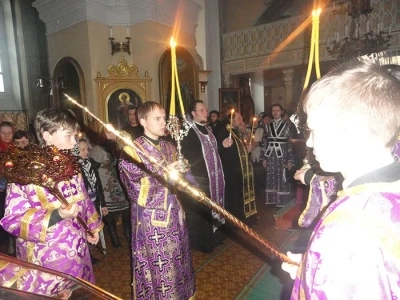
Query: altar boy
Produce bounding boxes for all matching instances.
[0,108,103,297]
[282,60,400,299]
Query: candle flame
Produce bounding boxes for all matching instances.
[253,117,257,122]
[231,109,235,114]
[170,37,176,47]
[312,8,321,17]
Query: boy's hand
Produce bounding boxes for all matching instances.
[294,167,310,185]
[101,207,108,216]
[281,251,303,280]
[58,203,79,219]
[87,231,99,245]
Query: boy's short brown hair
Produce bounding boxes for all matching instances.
[136,101,163,120]
[304,60,400,147]
[34,109,79,145]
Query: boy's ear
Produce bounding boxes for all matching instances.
[42,131,52,144]
[139,118,146,127]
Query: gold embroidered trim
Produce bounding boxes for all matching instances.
[123,145,141,163]
[87,212,101,225]
[26,240,35,264]
[150,204,171,228]
[41,210,52,243]
[231,130,257,218]
[20,208,36,240]
[138,177,150,207]
[1,264,27,288]
[298,174,317,227]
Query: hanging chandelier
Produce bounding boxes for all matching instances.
[327,0,392,60]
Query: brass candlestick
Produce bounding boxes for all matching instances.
[166,115,192,172]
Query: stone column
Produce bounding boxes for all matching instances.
[250,70,264,115]
[282,68,294,111]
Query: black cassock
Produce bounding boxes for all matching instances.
[181,123,224,253]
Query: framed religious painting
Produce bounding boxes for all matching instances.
[219,88,241,115]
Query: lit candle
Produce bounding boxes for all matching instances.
[174,61,186,116]
[229,109,235,139]
[249,117,257,146]
[169,37,176,115]
[126,25,130,37]
[109,26,113,38]
[315,8,321,79]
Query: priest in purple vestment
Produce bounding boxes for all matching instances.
[282,61,400,299]
[118,101,195,300]
[181,100,226,253]
[0,108,103,298]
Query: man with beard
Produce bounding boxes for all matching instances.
[216,111,257,226]
[181,100,226,253]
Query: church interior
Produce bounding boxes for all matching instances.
[0,0,399,299]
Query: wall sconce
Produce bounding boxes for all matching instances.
[198,70,212,93]
[109,26,131,55]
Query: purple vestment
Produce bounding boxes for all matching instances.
[118,137,195,300]
[298,175,339,228]
[261,119,294,206]
[291,171,400,299]
[0,174,103,297]
[191,123,225,228]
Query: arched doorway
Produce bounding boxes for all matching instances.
[52,57,87,126]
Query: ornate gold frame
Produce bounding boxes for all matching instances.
[94,57,152,123]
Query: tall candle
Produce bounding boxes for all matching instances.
[174,63,186,116]
[126,25,130,37]
[229,109,235,139]
[249,117,257,146]
[169,37,176,115]
[109,26,113,38]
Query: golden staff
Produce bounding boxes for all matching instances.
[65,94,298,266]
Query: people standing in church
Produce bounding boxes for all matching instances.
[0,109,103,298]
[79,138,108,264]
[216,111,257,226]
[208,109,222,134]
[12,129,32,148]
[90,127,130,248]
[0,121,13,245]
[282,60,400,300]
[261,104,294,207]
[122,105,143,140]
[181,100,226,253]
[118,101,195,300]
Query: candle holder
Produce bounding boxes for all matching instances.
[166,115,192,172]
[109,37,131,56]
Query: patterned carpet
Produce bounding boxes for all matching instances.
[90,194,295,300]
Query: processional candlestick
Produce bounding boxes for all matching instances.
[166,37,191,172]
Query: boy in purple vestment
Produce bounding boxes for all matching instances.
[0,108,103,298]
[118,101,195,300]
[281,61,400,299]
